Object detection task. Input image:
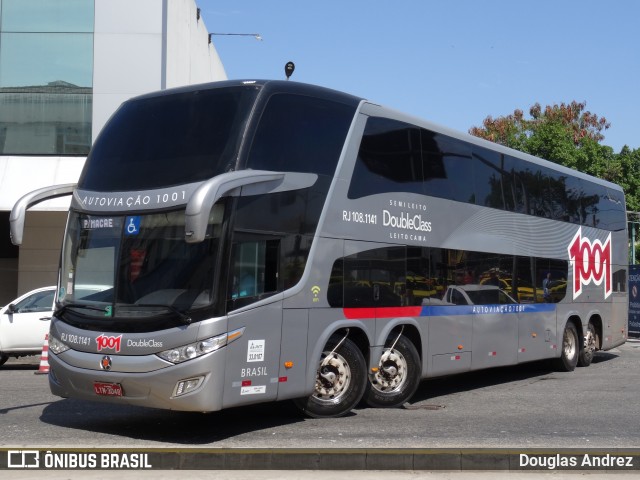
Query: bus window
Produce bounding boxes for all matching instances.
[348,117,423,199]
[82,86,259,191]
[472,146,504,209]
[422,130,473,204]
[246,93,355,176]
[340,246,406,308]
[536,258,568,303]
[228,236,279,310]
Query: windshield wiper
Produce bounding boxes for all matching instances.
[133,304,192,325]
[54,303,112,317]
[55,302,192,326]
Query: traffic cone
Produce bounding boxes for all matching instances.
[34,334,50,375]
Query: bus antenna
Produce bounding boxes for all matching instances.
[285,61,295,80]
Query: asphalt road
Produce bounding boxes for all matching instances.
[1,340,639,450]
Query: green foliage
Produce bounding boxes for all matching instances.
[616,147,640,212]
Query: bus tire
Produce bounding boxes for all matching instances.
[364,334,421,408]
[295,335,367,418]
[555,322,579,372]
[578,321,597,367]
[0,353,7,367]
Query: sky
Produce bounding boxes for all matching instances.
[199,0,639,153]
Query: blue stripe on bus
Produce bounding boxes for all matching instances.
[423,303,556,317]
[345,303,556,320]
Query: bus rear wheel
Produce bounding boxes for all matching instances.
[295,334,366,418]
[555,322,579,372]
[364,334,420,408]
[578,321,598,367]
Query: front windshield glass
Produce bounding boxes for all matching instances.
[79,85,259,191]
[60,206,224,319]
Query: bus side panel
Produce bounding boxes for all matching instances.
[607,230,629,349]
[517,308,557,363]
[222,301,283,408]
[277,308,309,400]
[609,294,629,348]
[604,295,627,349]
[471,312,518,370]
[427,313,472,376]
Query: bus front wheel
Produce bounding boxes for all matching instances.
[555,322,579,372]
[295,334,367,418]
[364,334,420,408]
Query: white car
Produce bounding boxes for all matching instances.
[0,286,56,367]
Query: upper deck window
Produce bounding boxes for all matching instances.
[349,116,626,232]
[246,93,356,177]
[80,86,259,191]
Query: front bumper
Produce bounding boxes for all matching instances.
[48,348,226,412]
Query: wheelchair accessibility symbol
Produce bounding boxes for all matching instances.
[125,216,141,236]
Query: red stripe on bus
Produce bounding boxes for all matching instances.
[343,306,423,320]
[343,308,376,319]
[377,307,423,318]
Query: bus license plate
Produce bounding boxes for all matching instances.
[93,382,123,397]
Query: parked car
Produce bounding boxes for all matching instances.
[0,286,55,367]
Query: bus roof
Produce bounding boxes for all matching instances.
[129,79,364,108]
[128,79,622,194]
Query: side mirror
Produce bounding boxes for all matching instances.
[7,304,17,314]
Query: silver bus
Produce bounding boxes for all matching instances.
[10,80,628,418]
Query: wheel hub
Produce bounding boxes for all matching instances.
[313,352,350,402]
[584,328,596,354]
[563,329,576,358]
[371,349,407,393]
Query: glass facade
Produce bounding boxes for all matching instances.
[0,0,93,155]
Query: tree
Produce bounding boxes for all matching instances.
[616,146,640,212]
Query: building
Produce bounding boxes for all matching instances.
[0,0,227,304]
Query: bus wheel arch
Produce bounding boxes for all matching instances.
[364,325,422,408]
[295,328,368,418]
[555,317,580,372]
[578,315,602,367]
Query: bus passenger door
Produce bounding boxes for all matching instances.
[222,236,283,408]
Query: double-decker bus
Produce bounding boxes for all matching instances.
[10,80,628,418]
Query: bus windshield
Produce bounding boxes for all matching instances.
[79,85,259,191]
[59,205,225,320]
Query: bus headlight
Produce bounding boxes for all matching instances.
[157,327,244,364]
[49,334,70,355]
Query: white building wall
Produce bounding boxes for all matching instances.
[2,0,227,299]
[165,0,227,88]
[92,0,164,143]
